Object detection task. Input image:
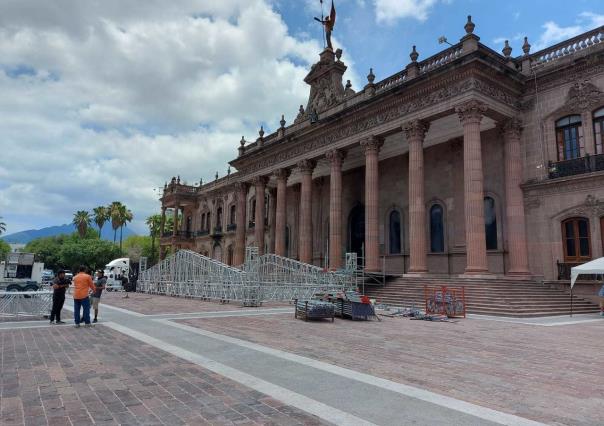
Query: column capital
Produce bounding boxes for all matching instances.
[297,159,317,175]
[273,168,291,181]
[360,136,383,153]
[455,100,488,125]
[252,175,269,187]
[402,119,430,141]
[325,149,346,165]
[234,181,249,192]
[500,117,523,139]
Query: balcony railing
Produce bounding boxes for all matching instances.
[175,230,192,239]
[557,260,601,281]
[195,230,209,237]
[548,154,604,179]
[226,223,237,232]
[212,226,223,236]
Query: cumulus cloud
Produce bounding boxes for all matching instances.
[532,11,604,50]
[373,0,439,24]
[0,0,338,234]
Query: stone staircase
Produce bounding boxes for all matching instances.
[362,276,600,317]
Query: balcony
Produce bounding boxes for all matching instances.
[175,230,192,239]
[548,154,604,179]
[195,230,209,237]
[212,226,223,237]
[226,223,237,232]
[248,221,255,229]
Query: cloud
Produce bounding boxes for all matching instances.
[373,0,439,24]
[532,11,604,50]
[0,0,344,234]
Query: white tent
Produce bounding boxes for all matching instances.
[570,257,604,288]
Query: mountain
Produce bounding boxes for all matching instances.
[1,224,136,244]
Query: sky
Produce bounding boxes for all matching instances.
[0,0,603,236]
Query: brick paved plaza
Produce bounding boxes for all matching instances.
[1,293,603,425]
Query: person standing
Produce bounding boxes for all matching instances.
[72,266,95,328]
[92,270,106,323]
[49,270,69,324]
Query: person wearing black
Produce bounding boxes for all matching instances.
[92,270,107,323]
[50,270,69,324]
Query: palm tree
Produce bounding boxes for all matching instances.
[109,201,123,244]
[72,210,91,238]
[92,206,109,239]
[146,214,162,263]
[119,206,133,252]
[0,217,6,236]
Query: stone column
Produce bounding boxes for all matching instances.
[298,159,316,264]
[172,205,179,237]
[403,119,430,273]
[160,207,166,236]
[456,100,489,274]
[361,136,383,272]
[326,149,346,270]
[233,182,248,266]
[274,169,290,257]
[268,188,277,253]
[502,119,530,275]
[253,176,268,255]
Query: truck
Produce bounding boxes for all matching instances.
[103,257,142,292]
[0,252,44,292]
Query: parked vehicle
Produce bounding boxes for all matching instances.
[41,269,54,285]
[0,253,44,292]
[103,258,140,292]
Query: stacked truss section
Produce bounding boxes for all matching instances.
[138,248,355,306]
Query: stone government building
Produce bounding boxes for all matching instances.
[159,18,604,291]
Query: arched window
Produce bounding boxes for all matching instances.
[562,217,591,262]
[201,213,206,230]
[206,212,211,231]
[484,197,497,250]
[249,198,256,224]
[556,115,582,160]
[593,107,604,155]
[186,216,192,233]
[429,204,445,253]
[229,205,236,225]
[226,245,233,265]
[389,210,401,254]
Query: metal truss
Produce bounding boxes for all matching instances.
[138,248,356,306]
[0,290,53,320]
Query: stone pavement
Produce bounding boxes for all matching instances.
[0,326,327,426]
[2,293,600,425]
[179,313,604,426]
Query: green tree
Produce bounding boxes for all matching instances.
[59,237,121,272]
[25,235,67,271]
[122,235,153,261]
[0,216,6,236]
[119,207,133,252]
[109,201,123,244]
[73,210,92,238]
[146,214,162,263]
[92,206,109,239]
[0,239,10,259]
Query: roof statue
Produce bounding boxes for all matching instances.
[314,0,336,50]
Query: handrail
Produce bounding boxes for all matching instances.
[530,26,604,67]
[418,44,464,74]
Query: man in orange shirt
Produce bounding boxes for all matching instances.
[72,266,96,327]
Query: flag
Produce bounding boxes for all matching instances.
[329,1,336,27]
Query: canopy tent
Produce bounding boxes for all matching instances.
[570,257,604,288]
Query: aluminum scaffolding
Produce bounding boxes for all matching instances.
[137,248,356,306]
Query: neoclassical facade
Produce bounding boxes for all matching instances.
[160,18,604,283]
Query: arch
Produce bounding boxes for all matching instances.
[212,243,223,262]
[201,213,206,230]
[226,245,234,266]
[206,212,211,231]
[229,204,236,225]
[484,196,498,250]
[429,204,445,253]
[562,217,591,262]
[216,206,223,229]
[347,203,365,262]
[555,114,582,160]
[249,197,256,226]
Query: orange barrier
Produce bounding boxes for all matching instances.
[424,285,466,318]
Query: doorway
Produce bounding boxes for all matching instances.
[348,204,365,264]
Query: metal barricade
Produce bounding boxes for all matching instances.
[424,285,466,318]
[0,291,53,320]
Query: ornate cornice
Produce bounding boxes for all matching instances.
[455,99,488,124]
[401,119,430,141]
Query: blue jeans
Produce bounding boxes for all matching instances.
[74,297,91,325]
